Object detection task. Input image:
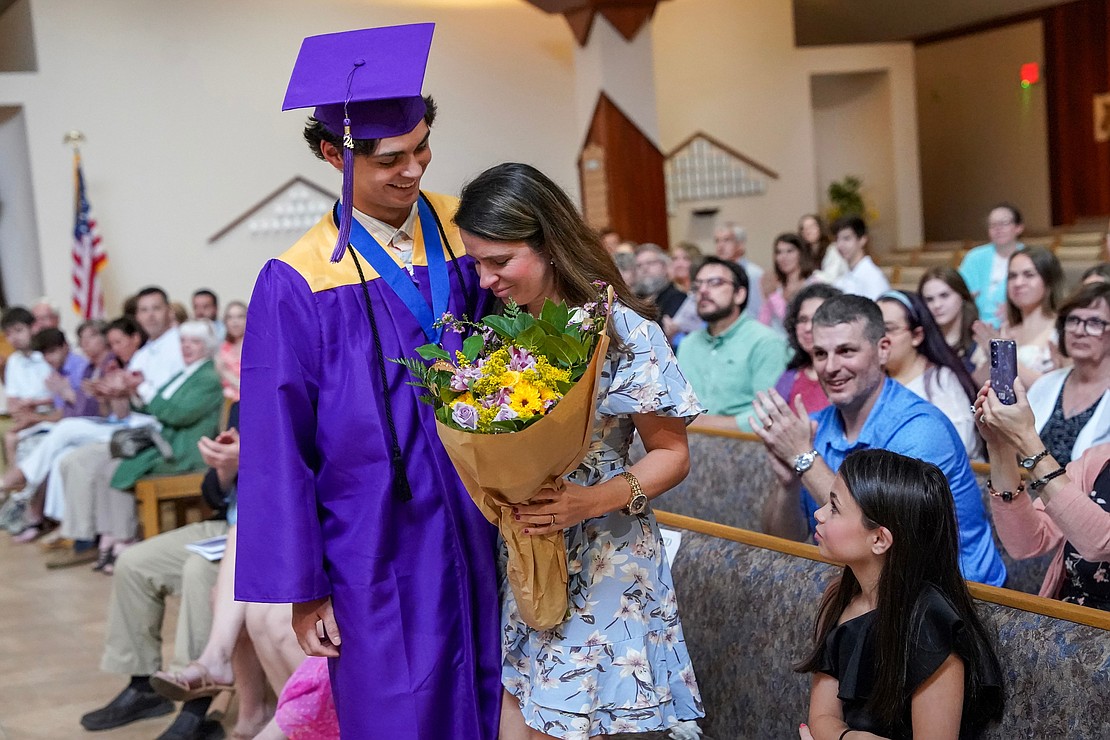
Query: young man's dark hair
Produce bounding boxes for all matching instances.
[695,255,751,315]
[812,293,886,344]
[303,94,438,159]
[1,306,34,331]
[135,286,169,303]
[30,328,67,353]
[696,255,749,292]
[192,289,218,306]
[830,215,867,239]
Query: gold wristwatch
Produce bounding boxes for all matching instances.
[620,471,648,516]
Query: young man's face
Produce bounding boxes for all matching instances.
[4,323,32,352]
[835,228,867,265]
[349,120,432,223]
[135,293,171,341]
[811,319,889,413]
[192,294,218,321]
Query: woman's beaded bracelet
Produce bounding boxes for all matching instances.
[986,479,1025,502]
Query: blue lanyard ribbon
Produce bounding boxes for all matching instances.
[337,196,450,343]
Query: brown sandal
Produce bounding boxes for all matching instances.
[150,662,236,702]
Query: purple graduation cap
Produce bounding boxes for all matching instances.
[283,23,435,262]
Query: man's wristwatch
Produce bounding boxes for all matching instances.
[1017,448,1050,471]
[793,449,819,476]
[620,471,648,516]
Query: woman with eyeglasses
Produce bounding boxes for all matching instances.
[877,290,982,459]
[1023,282,1110,466]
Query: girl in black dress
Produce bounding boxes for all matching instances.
[796,450,1004,740]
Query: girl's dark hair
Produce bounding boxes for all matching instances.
[772,232,817,285]
[877,290,978,404]
[784,283,843,370]
[798,213,831,265]
[1081,263,1110,283]
[454,163,653,321]
[918,267,978,358]
[1055,281,1110,358]
[1006,246,1064,327]
[797,450,1003,730]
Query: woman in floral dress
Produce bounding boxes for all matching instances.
[454,163,705,740]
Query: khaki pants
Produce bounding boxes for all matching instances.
[57,442,118,541]
[100,519,228,676]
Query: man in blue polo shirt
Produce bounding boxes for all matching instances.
[751,294,1006,586]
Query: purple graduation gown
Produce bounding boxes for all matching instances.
[235,193,500,739]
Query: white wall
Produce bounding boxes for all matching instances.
[0,0,577,329]
[811,71,898,252]
[915,20,1050,241]
[0,106,44,306]
[652,0,922,265]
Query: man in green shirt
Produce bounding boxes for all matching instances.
[677,256,790,432]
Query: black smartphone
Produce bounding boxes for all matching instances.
[990,339,1018,405]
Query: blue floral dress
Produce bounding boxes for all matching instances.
[501,303,706,739]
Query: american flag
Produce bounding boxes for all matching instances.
[71,151,107,319]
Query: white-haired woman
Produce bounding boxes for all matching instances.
[91,320,224,571]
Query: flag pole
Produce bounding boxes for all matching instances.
[64,130,85,211]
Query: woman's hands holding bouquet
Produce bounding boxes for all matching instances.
[513,478,623,535]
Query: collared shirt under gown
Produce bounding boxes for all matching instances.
[235,193,500,739]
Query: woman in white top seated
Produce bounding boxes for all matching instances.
[878,290,983,459]
[1025,282,1110,466]
[976,246,1065,387]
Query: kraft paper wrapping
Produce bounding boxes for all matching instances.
[435,330,611,631]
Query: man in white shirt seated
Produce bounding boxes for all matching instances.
[2,307,53,464]
[122,287,186,405]
[831,215,890,301]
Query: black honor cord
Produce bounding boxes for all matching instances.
[344,193,471,503]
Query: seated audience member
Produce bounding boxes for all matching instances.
[633,243,688,320]
[714,222,764,318]
[80,404,238,739]
[759,232,818,336]
[752,295,1005,585]
[977,381,1110,610]
[86,320,224,569]
[975,246,1065,387]
[217,301,247,402]
[191,288,224,339]
[34,328,90,419]
[877,291,982,460]
[799,213,846,283]
[613,250,637,289]
[30,297,61,333]
[774,284,842,415]
[830,216,889,300]
[600,228,622,255]
[171,301,189,326]
[1081,263,1110,286]
[1023,282,1110,466]
[918,267,986,380]
[678,256,789,432]
[126,286,187,404]
[797,450,1003,739]
[1,318,144,535]
[71,319,117,416]
[959,203,1025,328]
[1,307,53,464]
[44,319,218,569]
[661,242,705,347]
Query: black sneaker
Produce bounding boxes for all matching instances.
[155,711,226,740]
[79,685,174,731]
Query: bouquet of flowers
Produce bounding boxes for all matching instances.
[396,285,613,629]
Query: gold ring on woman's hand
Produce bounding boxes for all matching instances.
[548,514,556,526]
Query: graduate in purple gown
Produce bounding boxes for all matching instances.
[234,24,500,738]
